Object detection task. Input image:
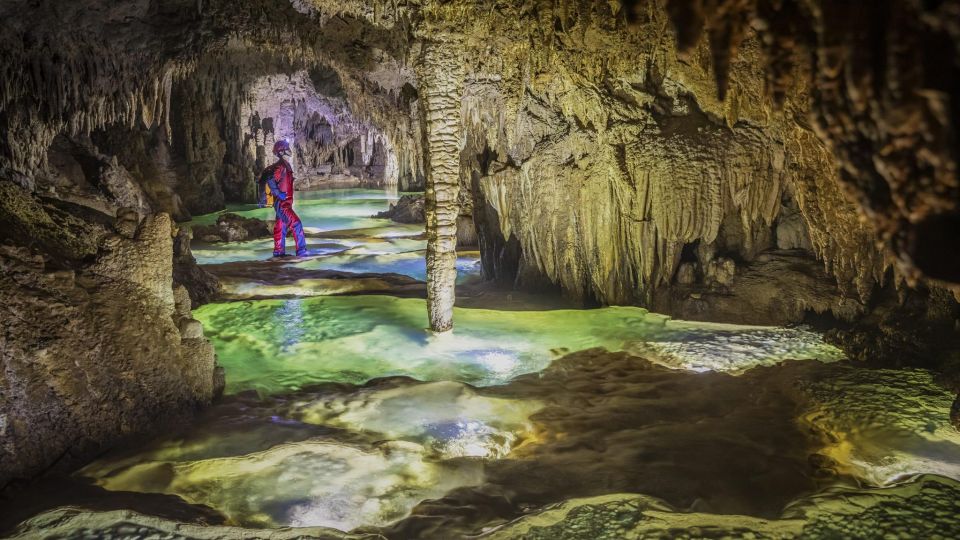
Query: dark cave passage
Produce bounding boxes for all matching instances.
[2,1,960,539]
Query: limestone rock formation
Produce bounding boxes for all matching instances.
[482,476,960,539]
[173,227,222,308]
[416,39,465,332]
[4,507,381,540]
[443,1,881,314]
[375,194,425,224]
[0,182,218,488]
[659,0,960,288]
[0,2,959,534]
[192,213,272,243]
[0,0,957,376]
[953,395,960,432]
[242,70,399,191]
[652,251,864,326]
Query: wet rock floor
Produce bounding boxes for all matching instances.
[3,189,960,539]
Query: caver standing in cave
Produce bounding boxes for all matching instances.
[259,139,308,257]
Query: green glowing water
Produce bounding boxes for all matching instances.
[15,187,958,539]
[194,295,844,396]
[188,189,417,230]
[188,189,480,283]
[78,380,541,529]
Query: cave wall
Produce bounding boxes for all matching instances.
[0,0,415,204]
[240,69,398,191]
[2,0,955,300]
[2,0,960,481]
[0,183,218,488]
[657,0,960,288]
[0,0,419,483]
[364,0,956,336]
[424,1,879,321]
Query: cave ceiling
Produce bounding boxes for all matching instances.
[0,0,958,293]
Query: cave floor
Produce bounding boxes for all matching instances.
[4,189,960,539]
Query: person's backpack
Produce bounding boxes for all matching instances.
[257,163,280,207]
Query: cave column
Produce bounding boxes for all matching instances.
[415,38,464,332]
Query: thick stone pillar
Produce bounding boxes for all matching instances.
[415,39,464,332]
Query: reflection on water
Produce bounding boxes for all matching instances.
[188,189,409,229]
[6,187,960,539]
[294,249,481,283]
[84,439,483,530]
[193,295,844,396]
[188,189,481,286]
[292,381,543,459]
[71,350,960,537]
[275,300,305,351]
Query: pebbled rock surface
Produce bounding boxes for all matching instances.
[482,476,960,540]
[3,507,379,540]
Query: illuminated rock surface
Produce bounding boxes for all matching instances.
[2,0,960,536]
[83,440,483,530]
[10,475,960,539]
[4,188,959,539]
[797,367,960,486]
[63,348,958,536]
[4,189,960,539]
[15,356,960,537]
[4,507,379,540]
[483,476,960,540]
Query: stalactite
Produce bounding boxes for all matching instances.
[1,0,953,309]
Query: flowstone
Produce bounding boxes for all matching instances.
[0,186,217,486]
[2,507,380,540]
[482,476,960,540]
[796,367,960,485]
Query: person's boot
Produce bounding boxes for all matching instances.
[293,223,308,257]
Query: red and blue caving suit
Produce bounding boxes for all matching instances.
[263,158,307,257]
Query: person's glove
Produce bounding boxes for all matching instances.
[276,191,288,202]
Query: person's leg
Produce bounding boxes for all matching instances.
[278,202,308,256]
[273,203,288,256]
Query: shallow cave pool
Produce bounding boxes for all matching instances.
[187,188,481,288]
[188,188,411,231]
[195,294,845,396]
[57,321,960,538]
[9,187,960,539]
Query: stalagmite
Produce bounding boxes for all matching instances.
[415,39,464,332]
